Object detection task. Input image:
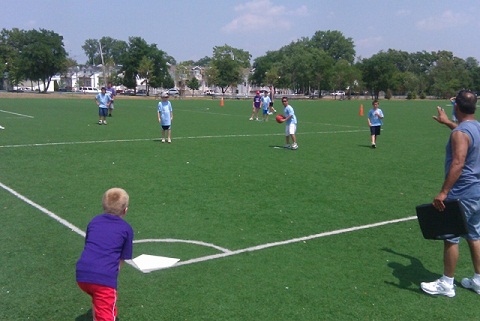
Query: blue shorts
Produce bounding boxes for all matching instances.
[262,109,269,115]
[370,126,381,136]
[99,107,108,117]
[447,198,480,243]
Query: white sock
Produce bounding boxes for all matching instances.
[441,275,454,285]
[473,273,480,283]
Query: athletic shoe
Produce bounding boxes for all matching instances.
[167,139,171,143]
[103,120,107,125]
[249,117,253,121]
[161,139,165,143]
[0,125,4,130]
[291,143,298,150]
[108,114,112,117]
[372,143,376,148]
[461,278,480,294]
[98,120,102,125]
[268,112,272,115]
[284,144,291,149]
[420,279,456,297]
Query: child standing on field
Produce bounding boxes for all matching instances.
[279,96,298,150]
[158,92,173,143]
[76,187,134,321]
[367,100,384,148]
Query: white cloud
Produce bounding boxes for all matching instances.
[222,0,307,33]
[416,10,469,31]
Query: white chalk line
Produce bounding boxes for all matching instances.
[1,180,417,271]
[0,109,34,118]
[0,181,86,237]
[0,129,368,149]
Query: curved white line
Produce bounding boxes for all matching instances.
[134,238,232,253]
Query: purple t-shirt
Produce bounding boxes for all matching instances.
[253,95,261,108]
[76,213,134,289]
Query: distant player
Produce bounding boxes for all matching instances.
[367,100,384,148]
[261,91,271,121]
[95,87,112,125]
[279,97,298,150]
[106,82,117,117]
[158,92,173,143]
[249,91,262,121]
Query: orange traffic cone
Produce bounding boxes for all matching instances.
[220,97,224,107]
[359,104,364,116]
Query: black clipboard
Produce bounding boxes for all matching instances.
[415,200,468,240]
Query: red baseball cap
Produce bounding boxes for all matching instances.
[256,91,260,94]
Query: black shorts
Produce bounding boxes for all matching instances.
[269,102,274,107]
[370,126,381,136]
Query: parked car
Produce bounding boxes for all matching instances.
[79,87,99,94]
[331,91,345,96]
[203,90,216,96]
[167,88,180,96]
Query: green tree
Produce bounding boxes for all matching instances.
[118,37,173,92]
[186,77,200,96]
[360,51,398,99]
[138,56,154,95]
[310,30,355,64]
[17,29,67,92]
[429,52,471,98]
[209,44,251,94]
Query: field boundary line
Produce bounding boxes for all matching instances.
[0,181,85,237]
[2,180,417,271]
[171,216,417,269]
[0,129,368,148]
[0,109,34,118]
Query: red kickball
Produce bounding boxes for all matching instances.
[276,115,285,123]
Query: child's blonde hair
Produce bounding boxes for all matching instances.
[102,188,129,216]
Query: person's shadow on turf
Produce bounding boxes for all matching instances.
[75,309,122,321]
[75,309,121,321]
[75,309,93,321]
[382,247,440,294]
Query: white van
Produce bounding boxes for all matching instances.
[79,87,99,94]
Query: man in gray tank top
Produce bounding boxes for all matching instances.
[421,90,480,297]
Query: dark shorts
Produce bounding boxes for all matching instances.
[99,107,108,117]
[269,102,274,107]
[370,126,381,136]
[161,125,171,130]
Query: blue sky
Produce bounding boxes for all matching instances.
[2,0,479,64]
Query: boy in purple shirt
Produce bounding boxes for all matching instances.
[76,187,134,321]
[249,90,262,121]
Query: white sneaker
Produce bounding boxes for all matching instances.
[461,278,480,294]
[420,279,455,297]
[161,139,165,143]
[167,139,171,143]
[0,125,5,129]
[284,144,291,149]
[291,143,298,150]
[103,120,107,125]
[249,117,253,121]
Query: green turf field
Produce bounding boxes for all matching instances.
[1,95,478,320]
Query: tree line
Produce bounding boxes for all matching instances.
[1,28,479,98]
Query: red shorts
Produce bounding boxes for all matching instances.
[78,282,117,321]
